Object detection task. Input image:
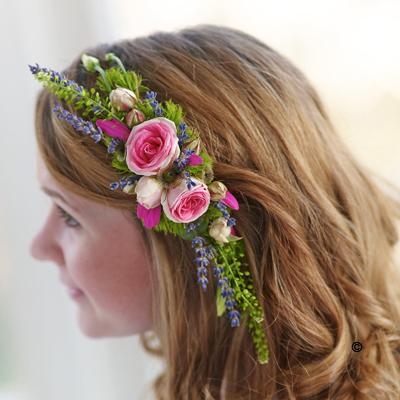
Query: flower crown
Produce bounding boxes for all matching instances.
[29,53,269,364]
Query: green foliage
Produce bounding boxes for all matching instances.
[163,100,184,125]
[136,100,157,120]
[111,153,129,172]
[153,212,187,237]
[96,67,143,96]
[101,136,129,172]
[185,126,198,142]
[185,151,213,179]
[202,201,223,223]
[214,240,269,364]
[33,71,119,121]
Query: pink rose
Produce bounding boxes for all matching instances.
[135,176,164,208]
[161,178,210,223]
[126,117,180,176]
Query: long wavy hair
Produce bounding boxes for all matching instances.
[34,24,400,399]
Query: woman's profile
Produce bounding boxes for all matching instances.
[29,24,400,399]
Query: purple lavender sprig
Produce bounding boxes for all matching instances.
[29,63,118,121]
[144,91,164,117]
[192,236,209,290]
[178,122,190,146]
[214,267,241,327]
[107,138,121,154]
[53,104,103,143]
[109,175,141,191]
[173,148,196,172]
[215,201,231,220]
[182,170,197,190]
[29,63,84,93]
[191,236,240,329]
[191,237,218,291]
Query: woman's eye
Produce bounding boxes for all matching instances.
[56,205,80,228]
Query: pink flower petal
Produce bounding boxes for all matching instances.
[188,154,203,166]
[136,203,147,219]
[221,191,239,210]
[137,203,161,228]
[230,226,237,236]
[96,119,131,142]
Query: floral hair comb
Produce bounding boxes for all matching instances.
[29,53,269,364]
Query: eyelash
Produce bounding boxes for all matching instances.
[56,205,80,228]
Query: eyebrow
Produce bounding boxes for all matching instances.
[40,186,79,212]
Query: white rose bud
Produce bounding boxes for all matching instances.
[134,176,164,209]
[209,217,231,244]
[126,108,146,127]
[109,88,137,111]
[208,181,228,201]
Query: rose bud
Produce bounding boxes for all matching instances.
[209,217,231,244]
[126,108,146,127]
[208,181,228,201]
[81,54,100,72]
[135,176,164,209]
[109,88,137,111]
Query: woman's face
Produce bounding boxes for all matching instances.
[30,155,154,337]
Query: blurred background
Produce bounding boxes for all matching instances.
[0,0,399,399]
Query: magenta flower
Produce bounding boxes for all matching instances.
[136,203,162,228]
[221,191,239,210]
[188,154,203,166]
[96,119,131,142]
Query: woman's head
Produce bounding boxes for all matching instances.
[31,24,400,399]
[30,153,154,337]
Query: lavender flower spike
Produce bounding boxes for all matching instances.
[53,104,103,143]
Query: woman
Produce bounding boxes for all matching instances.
[30,24,400,399]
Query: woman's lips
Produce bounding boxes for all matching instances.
[60,276,85,300]
[66,286,85,300]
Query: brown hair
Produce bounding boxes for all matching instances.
[34,24,400,399]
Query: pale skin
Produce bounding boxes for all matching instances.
[30,154,154,337]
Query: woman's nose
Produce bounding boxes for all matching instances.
[30,230,48,261]
[30,215,64,266]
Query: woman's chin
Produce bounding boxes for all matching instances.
[76,310,108,338]
[77,314,141,338]
[78,319,105,338]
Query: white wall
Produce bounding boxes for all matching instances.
[0,0,399,399]
[0,0,162,399]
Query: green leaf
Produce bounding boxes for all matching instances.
[153,212,187,236]
[164,100,184,125]
[111,155,129,172]
[216,287,226,316]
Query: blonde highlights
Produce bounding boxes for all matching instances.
[35,25,400,399]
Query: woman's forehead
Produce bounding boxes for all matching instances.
[35,154,85,213]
